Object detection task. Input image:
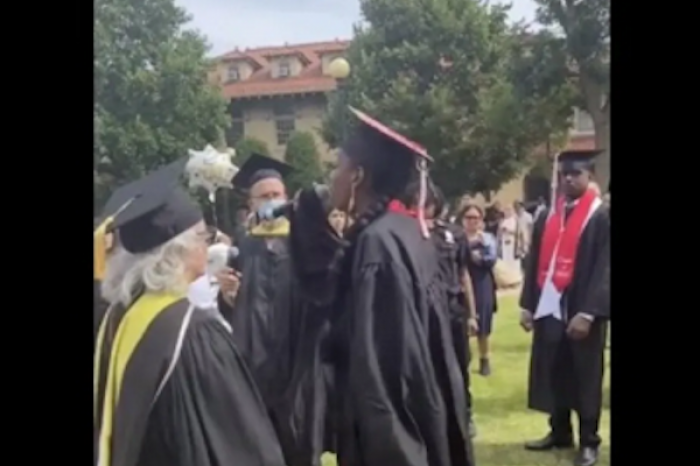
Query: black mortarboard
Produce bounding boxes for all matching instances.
[557,149,603,172]
[231,153,293,191]
[103,158,203,254]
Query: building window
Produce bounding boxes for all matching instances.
[229,102,244,119]
[573,108,594,133]
[275,118,295,145]
[273,100,295,145]
[225,102,245,145]
[278,61,291,78]
[226,65,240,82]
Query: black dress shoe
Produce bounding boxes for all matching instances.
[524,433,574,451]
[573,446,598,466]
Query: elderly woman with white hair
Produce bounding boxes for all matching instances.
[94,162,286,466]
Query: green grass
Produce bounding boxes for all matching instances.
[322,295,610,466]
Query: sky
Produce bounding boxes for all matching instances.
[175,0,540,56]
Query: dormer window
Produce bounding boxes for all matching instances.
[278,61,291,78]
[226,65,240,82]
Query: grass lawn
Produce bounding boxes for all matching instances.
[321,294,610,466]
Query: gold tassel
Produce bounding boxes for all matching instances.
[94,218,113,280]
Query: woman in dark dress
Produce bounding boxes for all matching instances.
[282,107,475,466]
[460,203,498,376]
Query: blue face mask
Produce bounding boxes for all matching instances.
[257,199,287,221]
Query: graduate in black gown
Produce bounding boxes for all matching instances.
[286,107,475,466]
[94,161,285,466]
[519,150,610,466]
[402,179,479,437]
[217,153,300,409]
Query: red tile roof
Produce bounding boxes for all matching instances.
[215,40,350,99]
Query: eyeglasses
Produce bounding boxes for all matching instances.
[465,215,480,220]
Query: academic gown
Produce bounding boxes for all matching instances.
[218,234,296,406]
[94,295,286,466]
[431,222,471,380]
[266,187,344,466]
[329,213,474,466]
[520,206,610,420]
[93,279,110,347]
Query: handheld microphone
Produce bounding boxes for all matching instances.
[257,184,331,221]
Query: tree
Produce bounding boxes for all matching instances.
[284,132,324,194]
[94,0,229,209]
[233,136,271,167]
[528,0,610,184]
[322,0,574,198]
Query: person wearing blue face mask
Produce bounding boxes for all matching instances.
[217,153,297,409]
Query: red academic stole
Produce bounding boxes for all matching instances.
[537,188,598,292]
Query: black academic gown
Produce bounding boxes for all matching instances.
[93,279,109,347]
[94,296,285,466]
[431,222,471,381]
[520,205,610,421]
[219,234,296,408]
[265,188,344,466]
[329,213,474,466]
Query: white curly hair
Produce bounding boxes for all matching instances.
[101,226,201,307]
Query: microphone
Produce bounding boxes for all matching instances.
[257,184,331,221]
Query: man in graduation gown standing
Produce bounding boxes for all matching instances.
[94,160,286,466]
[519,149,610,466]
[218,154,299,408]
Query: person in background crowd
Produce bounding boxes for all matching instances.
[534,196,547,220]
[328,209,346,235]
[520,150,610,466]
[484,200,503,236]
[514,201,534,271]
[95,161,286,466]
[461,203,498,376]
[498,205,522,271]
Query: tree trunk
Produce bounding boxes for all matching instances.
[579,74,610,191]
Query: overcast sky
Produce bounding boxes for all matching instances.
[175,0,539,56]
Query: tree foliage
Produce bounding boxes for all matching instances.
[94,0,229,209]
[284,132,324,194]
[322,0,574,198]
[233,136,271,167]
[529,0,610,145]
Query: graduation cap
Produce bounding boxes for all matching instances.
[343,106,432,164]
[557,149,603,173]
[341,106,432,236]
[231,153,293,191]
[94,159,203,279]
